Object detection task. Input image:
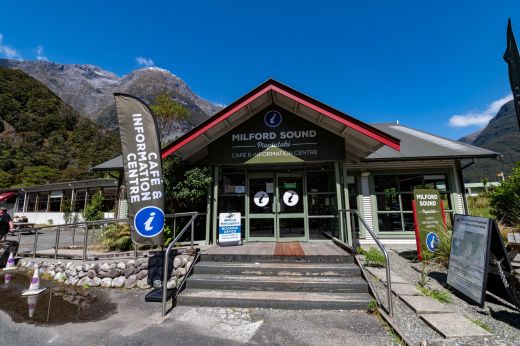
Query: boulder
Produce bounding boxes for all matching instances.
[101,278,112,288]
[109,263,117,270]
[136,270,148,280]
[137,278,151,289]
[90,277,102,287]
[77,271,87,278]
[87,270,97,279]
[116,262,126,270]
[100,263,110,272]
[75,265,83,272]
[77,276,90,287]
[124,266,136,278]
[175,267,187,277]
[82,263,90,272]
[127,259,135,267]
[124,274,137,289]
[97,271,107,278]
[166,277,176,289]
[106,269,121,278]
[91,263,100,273]
[112,276,126,288]
[173,257,182,269]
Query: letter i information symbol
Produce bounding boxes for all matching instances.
[134,206,165,237]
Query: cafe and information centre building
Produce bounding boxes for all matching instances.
[98,80,500,247]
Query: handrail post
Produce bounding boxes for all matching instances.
[33,228,39,258]
[162,245,169,316]
[54,227,60,259]
[339,209,394,318]
[72,227,76,247]
[134,243,138,259]
[191,221,195,250]
[83,226,88,261]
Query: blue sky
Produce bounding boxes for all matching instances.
[0,1,518,139]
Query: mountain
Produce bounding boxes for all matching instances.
[0,59,221,132]
[460,100,520,182]
[0,66,120,187]
[458,129,482,144]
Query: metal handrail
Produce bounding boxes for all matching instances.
[162,211,199,316]
[338,209,394,318]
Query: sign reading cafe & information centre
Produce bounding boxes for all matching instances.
[115,94,165,246]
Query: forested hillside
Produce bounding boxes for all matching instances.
[0,67,120,188]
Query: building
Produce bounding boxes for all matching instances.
[464,182,501,196]
[95,80,500,247]
[10,178,119,224]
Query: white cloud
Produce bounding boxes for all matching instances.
[0,33,21,60]
[35,45,47,61]
[136,57,154,67]
[448,94,513,127]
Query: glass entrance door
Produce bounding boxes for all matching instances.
[277,174,306,241]
[247,173,307,241]
[248,175,276,240]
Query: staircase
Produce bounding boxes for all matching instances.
[176,248,373,310]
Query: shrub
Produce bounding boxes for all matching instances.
[364,248,386,267]
[430,229,452,268]
[82,191,105,221]
[489,163,520,227]
[99,223,132,252]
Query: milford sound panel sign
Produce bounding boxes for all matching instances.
[208,107,345,164]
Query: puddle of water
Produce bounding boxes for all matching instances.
[0,270,117,325]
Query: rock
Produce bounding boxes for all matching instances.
[64,269,77,277]
[124,274,137,289]
[166,278,176,289]
[127,260,135,267]
[124,266,136,278]
[97,271,107,278]
[90,277,102,287]
[101,278,112,288]
[106,269,120,278]
[180,255,189,266]
[137,278,151,289]
[100,263,110,272]
[153,279,162,288]
[112,276,126,288]
[91,263,100,273]
[139,262,148,270]
[77,271,87,278]
[77,276,90,287]
[175,267,187,277]
[173,257,182,269]
[65,262,73,269]
[75,265,83,272]
[109,263,117,270]
[49,264,56,271]
[55,266,64,273]
[136,258,147,266]
[54,272,65,281]
[116,262,126,270]
[136,270,148,280]
[82,263,90,272]
[186,261,193,270]
[87,270,97,279]
[69,276,79,286]
[47,270,56,278]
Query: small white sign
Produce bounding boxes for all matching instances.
[235,185,245,194]
[283,190,299,206]
[218,212,241,244]
[253,191,270,207]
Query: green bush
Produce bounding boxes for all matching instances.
[430,230,452,268]
[100,223,132,252]
[489,163,520,227]
[82,191,105,221]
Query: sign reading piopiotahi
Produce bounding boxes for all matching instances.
[412,189,446,260]
[218,212,241,246]
[114,93,165,246]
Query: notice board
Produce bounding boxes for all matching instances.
[447,214,519,308]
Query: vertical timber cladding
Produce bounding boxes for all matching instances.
[208,106,346,164]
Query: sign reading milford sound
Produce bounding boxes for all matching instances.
[208,107,345,164]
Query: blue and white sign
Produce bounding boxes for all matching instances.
[426,232,439,252]
[264,110,282,127]
[219,212,241,245]
[134,206,165,238]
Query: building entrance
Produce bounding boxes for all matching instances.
[248,173,306,242]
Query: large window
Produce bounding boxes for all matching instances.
[73,189,87,212]
[374,173,453,233]
[16,193,25,213]
[48,191,63,212]
[26,193,37,212]
[36,192,49,212]
[102,187,118,212]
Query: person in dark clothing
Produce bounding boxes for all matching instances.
[0,207,14,241]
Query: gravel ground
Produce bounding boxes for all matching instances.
[361,250,520,346]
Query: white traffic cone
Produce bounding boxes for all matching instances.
[3,252,16,271]
[4,273,12,284]
[21,268,47,296]
[27,295,38,318]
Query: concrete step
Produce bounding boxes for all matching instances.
[185,273,369,293]
[193,261,361,277]
[200,253,354,264]
[177,289,373,310]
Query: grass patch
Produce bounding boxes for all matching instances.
[418,286,452,304]
[367,299,378,314]
[468,317,493,333]
[358,247,386,267]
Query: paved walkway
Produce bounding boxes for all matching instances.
[0,289,393,346]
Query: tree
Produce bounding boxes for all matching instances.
[489,163,520,226]
[149,92,189,143]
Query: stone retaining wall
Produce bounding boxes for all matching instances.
[18,253,194,290]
